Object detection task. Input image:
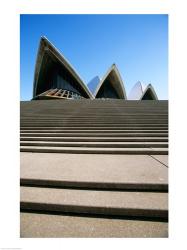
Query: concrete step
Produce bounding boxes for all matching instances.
[21,114,168,118]
[21,106,168,109]
[21,111,168,113]
[20,136,168,142]
[21,109,168,112]
[20,124,168,128]
[21,114,168,116]
[21,119,168,125]
[21,121,168,124]
[21,121,168,125]
[20,186,168,219]
[21,118,168,121]
[20,146,168,154]
[20,152,168,191]
[20,141,168,148]
[21,115,168,121]
[21,107,168,110]
[21,128,168,133]
[21,108,168,111]
[20,212,168,238]
[20,125,168,129]
[20,114,168,116]
[20,132,168,137]
[20,126,168,130]
[21,179,167,191]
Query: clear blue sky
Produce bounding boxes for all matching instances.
[20,14,168,100]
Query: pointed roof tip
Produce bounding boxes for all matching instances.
[40,36,48,43]
[133,81,142,89]
[39,36,53,50]
[41,35,52,41]
[136,80,141,85]
[111,63,120,71]
[147,83,152,87]
[40,36,56,49]
[145,83,154,90]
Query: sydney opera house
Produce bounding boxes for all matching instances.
[20,37,168,238]
[33,37,158,101]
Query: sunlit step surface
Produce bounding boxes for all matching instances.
[20,146,168,154]
[21,186,168,219]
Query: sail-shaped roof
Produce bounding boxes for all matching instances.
[128,81,158,100]
[140,84,158,100]
[94,64,126,99]
[33,37,94,99]
[128,81,145,100]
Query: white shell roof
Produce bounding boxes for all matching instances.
[92,64,127,99]
[128,81,145,100]
[128,81,158,100]
[87,76,101,94]
[33,36,94,99]
[140,84,158,100]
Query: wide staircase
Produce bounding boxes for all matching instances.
[20,99,168,237]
